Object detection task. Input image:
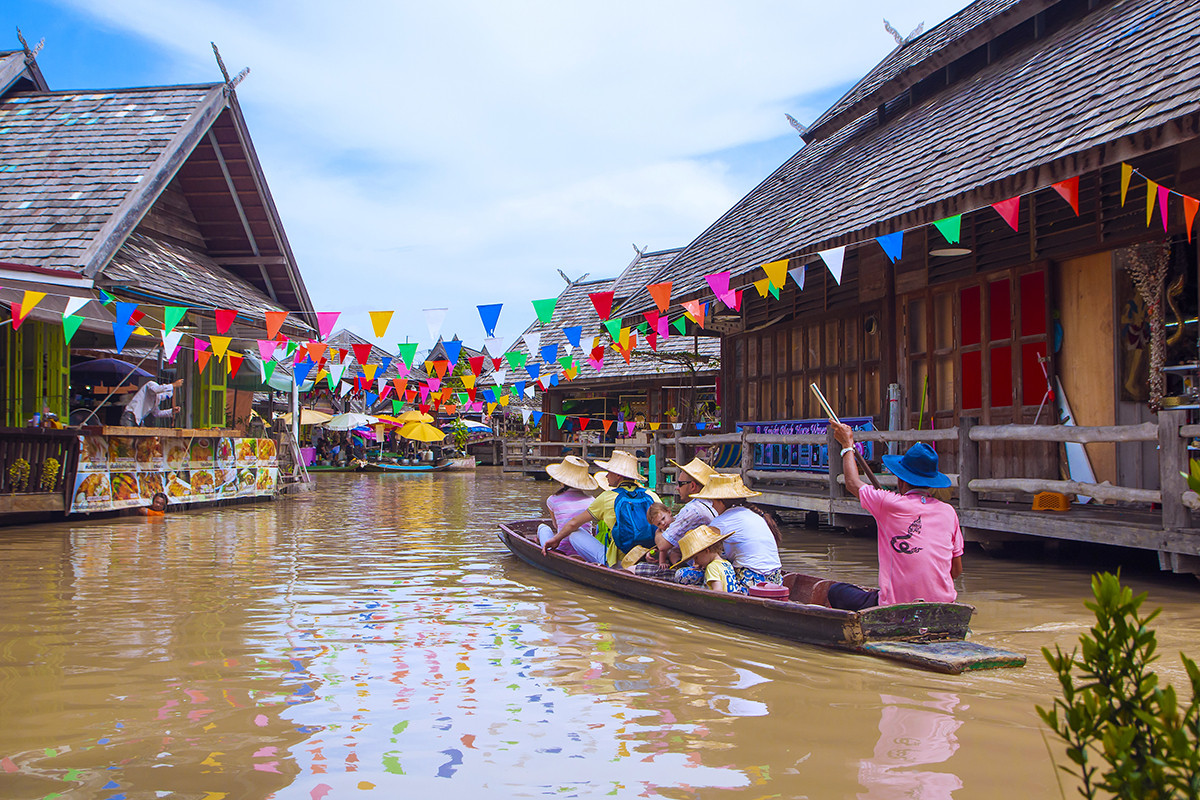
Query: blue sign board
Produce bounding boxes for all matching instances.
[736,417,875,472]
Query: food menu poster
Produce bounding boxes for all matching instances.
[70,435,279,514]
[734,417,875,472]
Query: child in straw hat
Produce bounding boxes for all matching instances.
[672,525,743,594]
[538,456,600,560]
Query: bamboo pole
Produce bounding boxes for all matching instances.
[810,383,882,490]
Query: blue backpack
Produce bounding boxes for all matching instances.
[611,485,656,553]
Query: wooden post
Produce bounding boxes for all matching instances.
[1159,409,1188,531]
[673,430,685,473]
[521,438,528,476]
[739,427,754,488]
[957,416,978,509]
[827,427,844,501]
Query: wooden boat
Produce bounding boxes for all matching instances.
[498,519,1025,674]
[441,457,477,471]
[360,461,451,473]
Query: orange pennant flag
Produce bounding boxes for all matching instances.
[196,350,211,374]
[1146,180,1159,227]
[1184,195,1199,243]
[307,341,328,363]
[265,311,288,340]
[433,360,450,379]
[368,310,394,339]
[682,299,705,328]
[1051,176,1080,215]
[647,282,672,313]
[601,419,614,433]
[1120,163,1132,206]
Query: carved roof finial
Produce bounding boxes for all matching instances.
[211,42,250,95]
[15,27,44,62]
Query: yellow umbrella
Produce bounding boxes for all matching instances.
[399,421,446,442]
[281,409,333,426]
[395,408,434,423]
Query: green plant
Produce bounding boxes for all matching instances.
[450,419,469,450]
[1037,572,1200,798]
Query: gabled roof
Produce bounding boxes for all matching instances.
[628,0,1200,312]
[0,50,49,96]
[611,247,682,303]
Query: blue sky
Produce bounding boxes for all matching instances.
[4,0,964,352]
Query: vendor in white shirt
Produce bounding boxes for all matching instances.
[120,378,183,427]
[654,457,719,567]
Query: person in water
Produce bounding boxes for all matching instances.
[672,525,742,593]
[828,422,963,610]
[536,455,599,560]
[141,492,168,517]
[690,473,783,589]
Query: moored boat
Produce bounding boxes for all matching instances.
[498,519,1025,674]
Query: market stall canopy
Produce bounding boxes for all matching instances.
[280,409,333,426]
[399,421,446,442]
[394,408,434,423]
[459,419,492,432]
[71,358,153,383]
[324,412,379,431]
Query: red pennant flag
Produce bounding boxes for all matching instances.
[1184,195,1199,243]
[265,311,288,340]
[405,389,417,402]
[227,354,244,378]
[492,357,504,371]
[130,309,146,325]
[468,356,485,375]
[419,403,430,414]
[468,387,477,401]
[601,419,614,433]
[578,417,590,430]
[588,291,615,320]
[647,282,672,313]
[647,331,658,351]
[337,348,348,362]
[991,197,1020,231]
[1051,177,1080,215]
[644,310,660,329]
[590,345,605,361]
[215,309,237,334]
[9,302,23,331]
[617,345,633,364]
[351,343,372,367]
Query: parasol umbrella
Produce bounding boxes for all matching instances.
[399,421,446,442]
[72,358,153,383]
[281,409,333,426]
[459,419,492,432]
[324,412,379,431]
[394,408,434,423]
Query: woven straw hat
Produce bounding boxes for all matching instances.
[620,545,652,570]
[671,525,732,569]
[545,455,598,491]
[668,456,718,486]
[592,450,644,484]
[592,471,609,489]
[691,473,761,500]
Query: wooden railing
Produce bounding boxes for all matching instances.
[501,440,651,474]
[0,426,80,509]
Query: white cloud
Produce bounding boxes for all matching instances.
[54,0,964,348]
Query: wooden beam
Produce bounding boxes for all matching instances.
[968,478,1160,505]
[969,422,1157,443]
[206,129,279,303]
[213,256,288,266]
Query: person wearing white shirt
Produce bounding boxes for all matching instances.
[120,379,183,426]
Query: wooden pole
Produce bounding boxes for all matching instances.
[809,383,882,490]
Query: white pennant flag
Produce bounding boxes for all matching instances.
[525,384,536,398]
[564,342,574,356]
[339,380,353,397]
[63,296,91,318]
[160,328,184,356]
[377,378,388,395]
[482,336,505,357]
[423,308,448,341]
[818,247,845,285]
[788,265,806,291]
[523,331,541,357]
[520,408,532,424]
[492,369,507,386]
[327,360,348,386]
[672,422,683,430]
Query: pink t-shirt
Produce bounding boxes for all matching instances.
[546,489,594,535]
[858,486,963,605]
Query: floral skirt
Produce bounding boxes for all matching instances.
[672,566,749,594]
[734,566,783,590]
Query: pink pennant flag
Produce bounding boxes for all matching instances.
[705,271,730,302]
[257,340,278,360]
[1157,184,1170,232]
[991,197,1021,232]
[625,421,636,436]
[194,339,210,362]
[428,377,442,391]
[315,312,340,340]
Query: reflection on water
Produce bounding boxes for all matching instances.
[1,468,1199,798]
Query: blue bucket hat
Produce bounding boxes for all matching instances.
[881,442,952,489]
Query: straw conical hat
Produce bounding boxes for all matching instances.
[671,525,733,569]
[691,473,760,500]
[668,456,718,486]
[592,450,644,484]
[545,455,598,491]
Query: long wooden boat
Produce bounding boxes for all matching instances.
[498,519,1025,674]
[361,461,452,473]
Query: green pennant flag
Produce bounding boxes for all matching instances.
[510,385,520,397]
[62,315,84,344]
[285,340,299,356]
[558,355,574,370]
[933,215,962,244]
[768,282,780,300]
[555,414,566,429]
[98,289,114,305]
[636,322,649,335]
[531,297,558,324]
[392,399,403,414]
[163,306,187,333]
[504,350,527,369]
[396,342,419,370]
[262,360,277,385]
[602,318,622,341]
[672,317,687,336]
[457,392,469,404]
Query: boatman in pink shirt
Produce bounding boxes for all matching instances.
[828,422,963,610]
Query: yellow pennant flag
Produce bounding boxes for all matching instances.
[498,394,510,407]
[209,335,232,360]
[17,290,46,320]
[314,368,328,384]
[1147,180,1159,227]
[619,327,630,348]
[753,278,770,298]
[134,326,150,336]
[761,259,788,290]
[423,360,434,374]
[487,402,498,415]
[461,374,476,389]
[649,421,661,431]
[564,366,578,381]
[363,363,379,381]
[368,310,394,339]
[1120,163,1132,206]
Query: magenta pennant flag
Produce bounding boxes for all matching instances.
[257,340,278,360]
[1157,184,1170,232]
[705,271,730,301]
[315,312,340,340]
[194,338,210,361]
[625,421,636,436]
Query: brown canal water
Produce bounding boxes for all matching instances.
[1,468,1198,799]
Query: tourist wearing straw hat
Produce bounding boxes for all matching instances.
[690,473,784,590]
[542,450,661,565]
[670,525,743,594]
[829,422,963,610]
[537,456,602,561]
[653,457,719,568]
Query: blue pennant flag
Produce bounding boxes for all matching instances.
[876,231,904,263]
[696,421,707,430]
[477,304,503,337]
[531,410,543,426]
[378,356,392,374]
[483,388,497,403]
[540,343,559,363]
[442,339,463,365]
[112,321,136,353]
[514,380,526,397]
[114,301,138,325]
[527,363,541,380]
[549,373,559,386]
[364,391,378,407]
[294,358,315,386]
[563,326,582,348]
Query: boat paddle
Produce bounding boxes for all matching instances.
[809,383,883,490]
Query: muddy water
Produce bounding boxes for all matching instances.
[1,469,1198,799]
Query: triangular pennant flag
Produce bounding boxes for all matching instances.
[875,232,904,265]
[588,291,615,320]
[649,422,661,431]
[647,330,658,351]
[365,391,378,408]
[392,378,407,397]
[540,343,559,363]
[63,314,84,344]
[195,339,210,359]
[932,215,962,244]
[497,394,509,407]
[468,355,484,375]
[157,328,183,357]
[433,360,450,379]
[369,310,394,339]
[442,339,463,365]
[558,355,573,370]
[577,417,590,430]
[992,197,1021,232]
[208,335,232,360]
[768,282,779,300]
[339,380,353,398]
[520,408,532,424]
[532,298,558,324]
[504,351,527,370]
[1051,176,1080,215]
[762,259,788,291]
[672,316,687,336]
[306,341,328,363]
[705,271,731,302]
[293,359,315,386]
[227,354,244,378]
[461,374,476,389]
[63,296,91,319]
[1157,184,1170,232]
[526,363,541,381]
[788,265,806,291]
[477,304,503,337]
[555,414,566,430]
[264,310,287,340]
[1184,195,1199,243]
[215,309,237,334]
[392,399,403,414]
[315,312,340,340]
[644,310,660,331]
[601,419,613,433]
[522,331,541,358]
[563,367,578,381]
[98,289,114,305]
[16,290,46,321]
[257,340,279,360]
[423,308,448,341]
[378,356,392,373]
[113,320,136,353]
[647,282,672,313]
[752,278,770,298]
[672,422,683,431]
[819,246,847,281]
[1120,163,1133,206]
[1146,180,1159,227]
[352,343,373,367]
[728,290,743,311]
[530,411,543,426]
[625,422,636,436]
[397,342,418,370]
[327,360,348,390]
[196,350,211,374]
[514,380,526,396]
[682,300,705,328]
[262,360,277,385]
[363,363,379,381]
[696,421,707,431]
[482,336,506,357]
[114,301,138,326]
[602,318,622,341]
[130,309,146,326]
[563,326,582,349]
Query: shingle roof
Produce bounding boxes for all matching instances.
[631,0,1200,311]
[0,85,220,269]
[611,247,681,303]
